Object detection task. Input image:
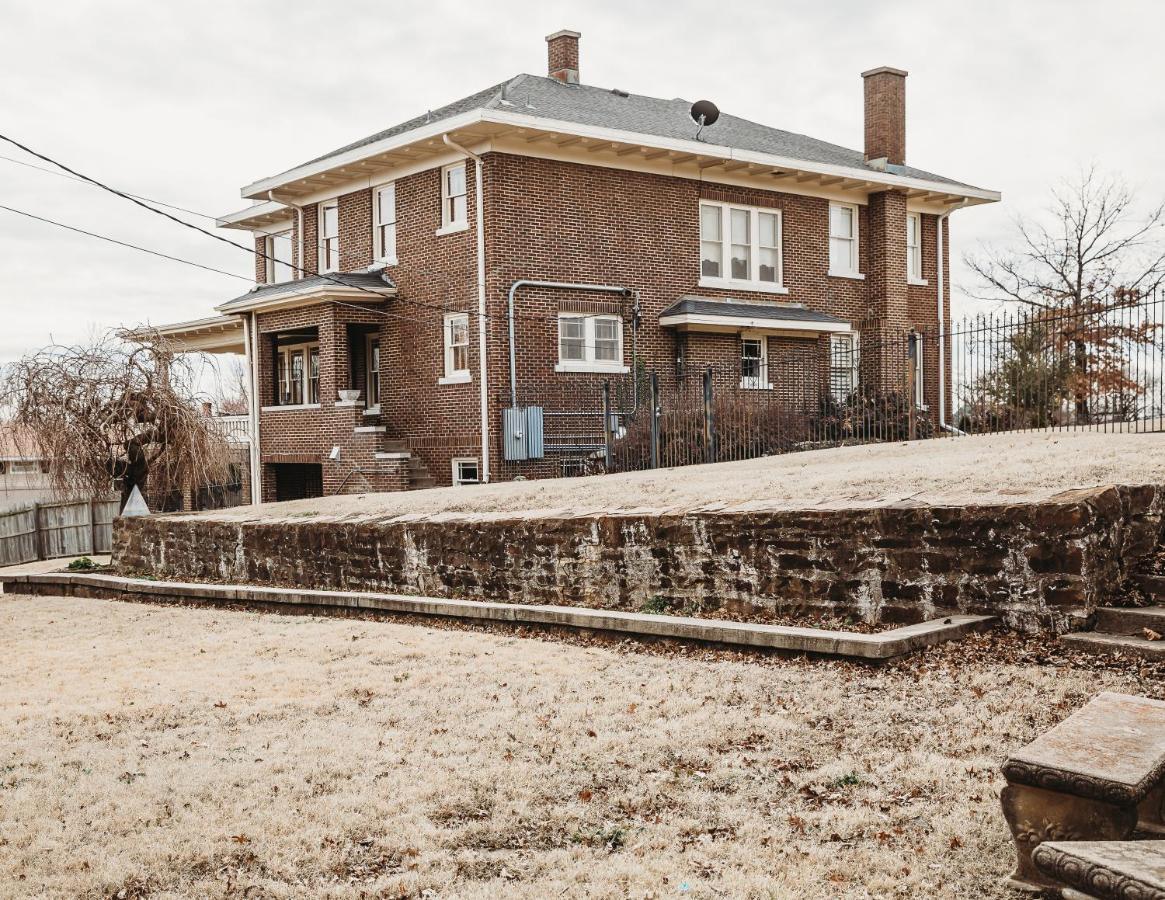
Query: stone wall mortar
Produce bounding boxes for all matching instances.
[112,484,1164,633]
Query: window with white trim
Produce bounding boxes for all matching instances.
[909,331,925,408]
[441,162,467,229]
[374,184,397,263]
[7,460,40,476]
[906,212,923,282]
[740,334,770,390]
[830,333,860,401]
[452,457,480,485]
[442,312,470,381]
[556,314,626,372]
[829,202,860,276]
[699,202,784,292]
[366,334,380,408]
[274,341,320,406]
[319,200,339,273]
[264,230,293,284]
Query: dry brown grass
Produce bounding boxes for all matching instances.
[1,594,1162,899]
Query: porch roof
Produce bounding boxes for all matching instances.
[129,315,246,354]
[216,271,397,315]
[659,295,854,335]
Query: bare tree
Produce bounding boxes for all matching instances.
[214,355,250,416]
[1,329,232,508]
[966,167,1165,421]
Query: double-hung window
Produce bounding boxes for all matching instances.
[374,184,397,264]
[829,202,860,277]
[740,334,770,390]
[556,314,626,373]
[366,335,380,408]
[699,202,785,293]
[442,312,470,383]
[906,212,924,283]
[275,341,320,407]
[264,230,293,283]
[829,333,860,401]
[908,331,926,409]
[319,200,339,272]
[439,162,467,232]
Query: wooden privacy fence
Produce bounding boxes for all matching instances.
[0,498,119,567]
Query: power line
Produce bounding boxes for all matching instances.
[0,152,221,221]
[0,203,252,281]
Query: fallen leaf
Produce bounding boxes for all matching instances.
[1145,628,1162,641]
[578,789,593,802]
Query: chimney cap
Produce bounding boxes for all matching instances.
[546,29,581,41]
[861,66,908,79]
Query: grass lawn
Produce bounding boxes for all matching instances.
[2,594,1162,899]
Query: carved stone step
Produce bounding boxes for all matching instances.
[1095,606,1165,636]
[1060,631,1165,660]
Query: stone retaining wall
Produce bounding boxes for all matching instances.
[113,484,1165,633]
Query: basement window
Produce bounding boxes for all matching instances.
[438,162,468,233]
[556,314,628,373]
[319,200,340,273]
[698,201,786,294]
[452,457,480,485]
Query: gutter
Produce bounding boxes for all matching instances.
[936,201,971,435]
[442,134,491,483]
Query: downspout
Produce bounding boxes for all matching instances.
[937,201,970,435]
[442,134,491,483]
[506,281,634,408]
[245,311,262,504]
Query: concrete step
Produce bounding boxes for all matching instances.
[1060,631,1165,660]
[1095,606,1165,636]
[1135,573,1165,598]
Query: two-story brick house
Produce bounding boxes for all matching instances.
[155,30,998,503]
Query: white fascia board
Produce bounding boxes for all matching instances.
[216,200,294,229]
[239,110,486,199]
[484,109,1001,204]
[214,285,396,315]
[660,313,854,334]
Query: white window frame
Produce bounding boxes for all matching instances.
[373,183,397,265]
[271,340,321,409]
[440,312,471,384]
[739,332,771,390]
[698,201,787,295]
[906,212,926,284]
[829,332,860,401]
[319,199,340,273]
[909,331,926,409]
[436,162,468,235]
[365,333,381,411]
[6,459,40,476]
[555,314,629,373]
[828,202,863,279]
[452,457,480,486]
[264,229,294,284]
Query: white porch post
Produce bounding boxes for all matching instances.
[243,312,263,505]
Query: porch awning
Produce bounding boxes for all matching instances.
[659,295,853,335]
[216,271,397,315]
[128,315,245,354]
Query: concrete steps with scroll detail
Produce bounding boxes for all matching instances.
[1060,575,1165,660]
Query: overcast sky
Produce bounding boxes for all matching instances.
[1,0,1162,366]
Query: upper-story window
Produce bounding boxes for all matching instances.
[440,162,467,232]
[556,314,626,373]
[265,230,293,283]
[906,212,924,283]
[319,200,340,273]
[441,312,471,383]
[374,184,397,263]
[699,202,785,294]
[828,202,860,277]
[274,341,320,407]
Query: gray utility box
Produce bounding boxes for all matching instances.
[502,406,544,461]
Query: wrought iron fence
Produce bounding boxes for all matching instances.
[507,291,1164,477]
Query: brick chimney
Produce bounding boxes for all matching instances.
[862,66,907,166]
[546,29,581,84]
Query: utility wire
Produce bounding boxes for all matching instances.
[0,203,252,281]
[0,152,220,221]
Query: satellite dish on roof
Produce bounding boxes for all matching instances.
[690,99,720,127]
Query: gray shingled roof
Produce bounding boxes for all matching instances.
[291,73,977,190]
[659,296,851,325]
[217,272,396,312]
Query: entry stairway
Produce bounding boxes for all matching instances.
[1061,574,1165,660]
